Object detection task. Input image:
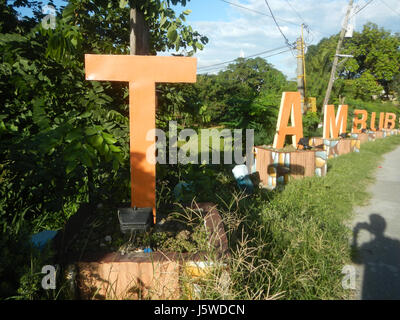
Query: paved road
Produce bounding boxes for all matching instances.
[350,145,400,300]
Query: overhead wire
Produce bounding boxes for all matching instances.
[259,48,294,59]
[199,0,307,75]
[282,0,316,49]
[379,0,400,17]
[263,0,295,51]
[199,0,306,74]
[198,48,293,74]
[218,0,300,26]
[352,0,375,17]
[219,0,334,47]
[218,0,344,42]
[197,45,288,71]
[284,0,306,23]
[211,0,371,76]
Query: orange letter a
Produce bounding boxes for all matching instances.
[273,92,303,149]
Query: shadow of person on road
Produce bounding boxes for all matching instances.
[352,214,400,299]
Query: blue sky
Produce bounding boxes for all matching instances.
[172,0,400,80]
[16,0,400,80]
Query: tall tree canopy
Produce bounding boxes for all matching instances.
[306,22,400,106]
[164,57,296,145]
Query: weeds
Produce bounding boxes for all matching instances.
[177,135,400,300]
[4,136,400,300]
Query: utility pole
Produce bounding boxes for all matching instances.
[296,24,306,114]
[322,0,353,114]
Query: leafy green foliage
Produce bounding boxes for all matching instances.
[353,71,384,100]
[156,161,237,213]
[0,30,129,234]
[58,0,208,56]
[345,23,400,92]
[389,73,400,98]
[0,0,209,299]
[306,23,400,107]
[0,0,207,237]
[0,228,32,298]
[3,0,400,301]
[302,112,320,137]
[213,57,291,129]
[157,57,296,146]
[305,36,338,106]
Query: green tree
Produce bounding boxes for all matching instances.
[354,71,384,100]
[389,73,400,100]
[0,0,207,234]
[172,57,294,145]
[305,22,400,106]
[305,36,339,106]
[218,58,292,129]
[346,23,400,97]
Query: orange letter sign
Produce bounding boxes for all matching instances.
[85,55,197,221]
[273,92,303,149]
[384,113,396,129]
[323,105,348,139]
[352,110,368,133]
[370,112,385,131]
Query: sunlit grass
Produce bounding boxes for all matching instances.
[197,135,400,300]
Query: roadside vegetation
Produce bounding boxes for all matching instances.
[183,135,400,300]
[1,1,400,300]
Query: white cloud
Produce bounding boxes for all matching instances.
[184,0,400,79]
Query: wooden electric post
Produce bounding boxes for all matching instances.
[322,0,354,114]
[297,24,306,114]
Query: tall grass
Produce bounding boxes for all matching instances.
[188,135,400,300]
[7,136,399,300]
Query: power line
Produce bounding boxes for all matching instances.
[198,48,293,74]
[304,26,317,45]
[264,0,294,50]
[218,0,300,26]
[198,49,293,74]
[379,0,400,17]
[353,0,375,16]
[219,0,333,47]
[282,0,317,45]
[197,45,288,70]
[259,48,293,59]
[284,0,306,23]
